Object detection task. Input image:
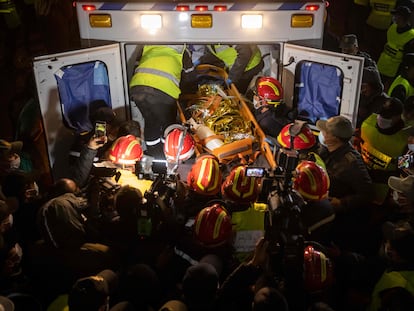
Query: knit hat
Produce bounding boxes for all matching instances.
[378,98,403,119]
[68,269,118,311]
[362,66,384,90]
[316,116,354,140]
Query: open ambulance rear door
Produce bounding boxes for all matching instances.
[280,43,364,129]
[33,44,126,180]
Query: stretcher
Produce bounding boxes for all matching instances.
[177,65,277,169]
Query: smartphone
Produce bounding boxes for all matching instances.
[95,121,107,138]
[398,154,414,169]
[245,167,266,178]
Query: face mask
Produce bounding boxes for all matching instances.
[318,132,327,147]
[377,115,393,129]
[408,144,414,152]
[9,154,20,169]
[253,98,265,110]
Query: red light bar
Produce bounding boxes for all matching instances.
[305,4,319,11]
[82,4,96,11]
[214,5,227,11]
[176,5,190,11]
[195,5,208,11]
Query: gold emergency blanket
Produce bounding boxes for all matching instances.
[188,84,253,144]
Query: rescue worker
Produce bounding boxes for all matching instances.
[196,44,264,94]
[377,6,414,90]
[252,76,290,138]
[359,97,410,205]
[388,52,414,103]
[353,0,398,61]
[129,45,188,159]
[339,34,377,69]
[292,160,335,245]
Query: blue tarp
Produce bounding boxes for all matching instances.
[296,61,343,124]
[54,61,112,133]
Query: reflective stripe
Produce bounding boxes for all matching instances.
[174,247,199,266]
[135,67,180,87]
[146,138,161,146]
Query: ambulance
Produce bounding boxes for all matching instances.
[32,0,364,182]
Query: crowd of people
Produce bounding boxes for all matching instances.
[1,2,414,311]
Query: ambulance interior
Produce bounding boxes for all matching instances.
[34,41,362,183]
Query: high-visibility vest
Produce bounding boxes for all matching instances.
[129,45,185,99]
[0,0,21,29]
[361,114,408,171]
[388,75,414,100]
[377,24,414,78]
[365,0,397,30]
[360,113,409,203]
[232,205,265,262]
[368,270,414,311]
[208,44,262,72]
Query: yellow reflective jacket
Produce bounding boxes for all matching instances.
[365,0,397,30]
[378,24,414,78]
[208,44,262,72]
[232,205,265,262]
[367,270,414,311]
[388,75,414,100]
[129,45,185,99]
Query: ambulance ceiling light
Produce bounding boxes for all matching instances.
[305,4,320,11]
[195,5,208,11]
[176,5,190,11]
[141,14,162,30]
[214,5,227,11]
[241,15,262,29]
[82,4,96,11]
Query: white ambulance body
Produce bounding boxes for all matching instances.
[33,0,364,181]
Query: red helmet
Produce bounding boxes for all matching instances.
[187,154,222,196]
[163,125,195,163]
[293,161,330,201]
[109,135,143,165]
[303,245,335,293]
[256,76,283,104]
[194,203,233,247]
[221,165,261,204]
[277,122,316,150]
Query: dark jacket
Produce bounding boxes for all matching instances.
[318,142,373,213]
[36,193,94,249]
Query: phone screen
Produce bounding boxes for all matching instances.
[95,121,107,137]
[398,154,413,169]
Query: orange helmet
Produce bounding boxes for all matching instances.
[277,122,316,150]
[256,76,283,104]
[187,154,222,196]
[221,165,261,204]
[163,125,195,163]
[109,135,143,165]
[293,161,330,201]
[194,203,232,247]
[303,245,335,293]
